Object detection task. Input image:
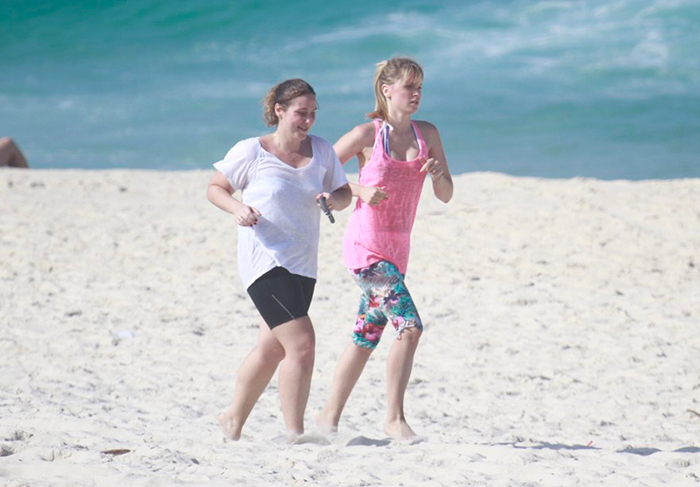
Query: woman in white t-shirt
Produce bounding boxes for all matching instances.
[207,79,352,440]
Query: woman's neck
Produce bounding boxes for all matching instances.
[273,129,303,152]
[385,111,412,134]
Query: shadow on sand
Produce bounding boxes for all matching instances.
[619,446,700,456]
[346,436,393,447]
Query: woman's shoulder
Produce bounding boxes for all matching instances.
[309,134,339,161]
[308,134,332,155]
[225,136,261,158]
[356,121,377,133]
[214,137,262,186]
[413,119,438,134]
[413,120,440,145]
[309,133,332,147]
[345,121,376,145]
[241,136,263,152]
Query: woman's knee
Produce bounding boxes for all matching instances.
[255,337,286,362]
[274,317,316,363]
[397,326,422,347]
[288,336,315,365]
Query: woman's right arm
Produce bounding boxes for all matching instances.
[333,124,388,206]
[206,172,260,226]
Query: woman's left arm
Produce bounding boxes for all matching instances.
[332,183,353,210]
[318,183,352,211]
[421,122,453,203]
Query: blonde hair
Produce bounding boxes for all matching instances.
[368,57,424,121]
[262,79,316,127]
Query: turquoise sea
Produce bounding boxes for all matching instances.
[2,0,699,179]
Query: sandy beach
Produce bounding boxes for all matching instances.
[1,168,699,486]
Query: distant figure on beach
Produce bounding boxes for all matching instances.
[207,79,352,441]
[0,137,29,168]
[316,58,454,441]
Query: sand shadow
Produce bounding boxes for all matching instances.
[493,442,700,456]
[492,441,600,451]
[289,434,332,446]
[619,446,700,456]
[521,441,599,451]
[675,446,700,453]
[345,436,392,447]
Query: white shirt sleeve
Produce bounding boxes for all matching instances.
[319,137,349,193]
[213,138,259,191]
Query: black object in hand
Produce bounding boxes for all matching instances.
[318,196,335,224]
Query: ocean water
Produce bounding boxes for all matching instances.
[2,0,699,179]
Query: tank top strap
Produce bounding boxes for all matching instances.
[411,121,429,159]
[372,118,383,136]
[372,118,388,155]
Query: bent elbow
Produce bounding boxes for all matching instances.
[333,185,353,211]
[438,188,454,204]
[342,187,354,210]
[206,184,217,204]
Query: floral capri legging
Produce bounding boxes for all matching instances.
[350,260,423,350]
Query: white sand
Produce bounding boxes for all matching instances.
[1,169,699,486]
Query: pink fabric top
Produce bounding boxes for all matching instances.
[343,119,428,274]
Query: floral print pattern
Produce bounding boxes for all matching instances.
[350,260,423,349]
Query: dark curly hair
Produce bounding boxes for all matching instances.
[262,79,316,127]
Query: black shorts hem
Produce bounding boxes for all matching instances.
[247,267,316,329]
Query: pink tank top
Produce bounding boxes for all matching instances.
[343,119,428,273]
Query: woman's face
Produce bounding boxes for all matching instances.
[384,76,422,114]
[276,94,317,139]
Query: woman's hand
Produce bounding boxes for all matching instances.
[234,205,261,226]
[316,192,336,210]
[420,157,445,180]
[317,183,353,212]
[358,185,389,206]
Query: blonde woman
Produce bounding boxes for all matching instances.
[317,58,453,440]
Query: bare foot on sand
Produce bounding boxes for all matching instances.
[384,418,417,441]
[314,410,339,434]
[217,411,242,441]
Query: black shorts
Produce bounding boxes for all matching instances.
[247,267,316,329]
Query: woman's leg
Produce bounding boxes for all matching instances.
[270,315,316,437]
[384,326,422,440]
[317,282,386,431]
[316,342,373,430]
[218,320,286,440]
[360,261,424,440]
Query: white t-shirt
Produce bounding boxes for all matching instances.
[214,135,348,289]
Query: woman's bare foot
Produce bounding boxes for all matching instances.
[384,417,417,441]
[314,409,339,434]
[285,429,304,443]
[217,411,242,441]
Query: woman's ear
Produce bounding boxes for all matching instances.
[381,83,392,99]
[274,103,284,120]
